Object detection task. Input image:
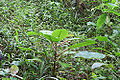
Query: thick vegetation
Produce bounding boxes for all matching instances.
[0,0,120,80]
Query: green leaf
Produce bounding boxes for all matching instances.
[111,0,116,4]
[96,36,108,41]
[27,32,39,36]
[91,62,106,69]
[97,14,107,30]
[115,52,120,57]
[74,51,106,59]
[52,29,68,42]
[2,78,10,80]
[103,0,109,2]
[18,47,33,51]
[103,9,120,16]
[40,30,53,35]
[43,34,59,42]
[69,40,97,49]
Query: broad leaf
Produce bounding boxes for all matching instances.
[52,29,68,42]
[69,40,97,49]
[91,62,106,69]
[97,14,107,30]
[43,34,59,42]
[74,51,106,59]
[40,30,53,35]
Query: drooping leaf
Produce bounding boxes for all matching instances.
[74,51,106,59]
[91,62,106,69]
[69,40,97,49]
[10,65,19,74]
[52,29,68,41]
[97,14,107,30]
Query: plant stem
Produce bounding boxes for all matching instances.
[52,42,57,77]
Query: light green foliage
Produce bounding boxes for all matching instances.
[96,36,108,41]
[2,78,10,80]
[69,40,97,49]
[52,29,68,42]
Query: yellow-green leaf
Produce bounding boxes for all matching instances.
[10,65,19,74]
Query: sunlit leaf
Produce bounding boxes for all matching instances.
[52,29,68,41]
[74,51,106,59]
[40,30,53,35]
[91,62,106,69]
[43,34,59,42]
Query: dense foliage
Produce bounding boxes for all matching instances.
[0,0,120,80]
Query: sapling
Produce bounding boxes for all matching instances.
[27,29,97,77]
